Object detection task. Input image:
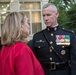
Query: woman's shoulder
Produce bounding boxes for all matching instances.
[14,41,30,49]
[13,41,32,55]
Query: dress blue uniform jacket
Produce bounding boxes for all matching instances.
[28,26,76,75]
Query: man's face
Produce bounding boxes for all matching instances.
[42,6,59,27]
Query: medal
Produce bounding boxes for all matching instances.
[56,35,70,45]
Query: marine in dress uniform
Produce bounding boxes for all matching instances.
[28,25,76,75]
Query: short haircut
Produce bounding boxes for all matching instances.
[42,3,58,12]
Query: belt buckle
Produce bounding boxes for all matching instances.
[50,62,56,70]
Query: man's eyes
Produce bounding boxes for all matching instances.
[43,14,52,17]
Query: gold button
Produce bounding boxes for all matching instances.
[62,46,64,48]
[38,46,40,48]
[50,33,53,36]
[49,57,52,61]
[61,50,66,55]
[50,49,52,52]
[50,41,53,44]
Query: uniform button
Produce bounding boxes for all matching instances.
[50,49,52,52]
[61,50,66,55]
[50,33,54,36]
[49,57,52,61]
[38,46,40,48]
[50,41,53,44]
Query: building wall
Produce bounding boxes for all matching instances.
[0,0,48,39]
[42,0,48,5]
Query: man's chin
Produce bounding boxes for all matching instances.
[46,25,51,27]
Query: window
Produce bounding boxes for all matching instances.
[0,2,10,24]
[20,2,42,34]
[20,2,41,10]
[32,11,42,34]
[0,2,10,36]
[0,1,42,36]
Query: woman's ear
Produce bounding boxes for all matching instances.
[21,25,27,32]
[21,25,24,31]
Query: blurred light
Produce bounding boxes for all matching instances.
[10,0,14,2]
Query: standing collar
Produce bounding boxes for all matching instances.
[46,25,60,32]
[51,24,58,28]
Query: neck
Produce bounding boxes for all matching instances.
[47,24,58,28]
[51,24,58,28]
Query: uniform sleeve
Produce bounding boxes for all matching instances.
[15,46,35,75]
[70,34,76,75]
[27,39,38,57]
[27,40,33,49]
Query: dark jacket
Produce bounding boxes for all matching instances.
[28,26,76,75]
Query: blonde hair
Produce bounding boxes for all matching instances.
[1,12,29,45]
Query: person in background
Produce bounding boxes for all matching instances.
[0,12,45,75]
[27,3,76,75]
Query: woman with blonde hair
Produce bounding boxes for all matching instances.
[0,12,45,75]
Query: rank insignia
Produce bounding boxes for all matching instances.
[56,35,70,45]
[61,50,66,55]
[47,28,50,31]
[54,27,57,31]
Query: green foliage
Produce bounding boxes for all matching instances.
[48,0,76,33]
[66,3,76,33]
[57,5,69,28]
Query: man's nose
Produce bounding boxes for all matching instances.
[44,16,49,21]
